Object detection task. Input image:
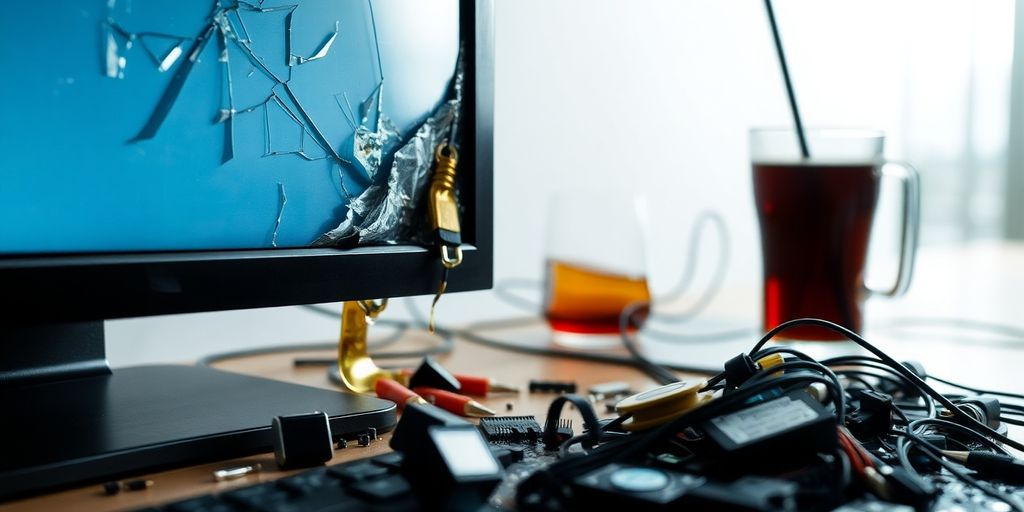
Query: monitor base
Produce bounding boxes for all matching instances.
[0,364,396,501]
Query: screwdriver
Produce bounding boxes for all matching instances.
[375,378,429,410]
[413,386,496,417]
[398,368,518,396]
[942,450,1024,484]
[452,374,519,396]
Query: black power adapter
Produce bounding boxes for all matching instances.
[699,390,837,472]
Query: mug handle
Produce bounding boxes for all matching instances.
[866,161,920,298]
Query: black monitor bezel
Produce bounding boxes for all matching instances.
[0,0,493,325]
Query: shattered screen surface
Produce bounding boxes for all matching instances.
[0,0,459,254]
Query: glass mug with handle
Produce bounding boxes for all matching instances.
[751,128,920,341]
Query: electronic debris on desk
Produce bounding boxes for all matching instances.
[480,318,1024,511]
[150,319,1024,512]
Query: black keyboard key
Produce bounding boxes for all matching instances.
[276,468,333,495]
[222,483,293,511]
[167,495,236,512]
[349,475,412,501]
[281,486,363,512]
[370,452,404,470]
[327,461,389,483]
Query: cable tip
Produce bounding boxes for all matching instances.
[941,450,969,462]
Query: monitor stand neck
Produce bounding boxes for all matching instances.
[0,321,110,388]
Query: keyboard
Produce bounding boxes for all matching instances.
[151,452,416,512]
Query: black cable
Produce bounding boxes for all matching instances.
[619,302,679,385]
[300,304,409,350]
[892,429,1023,511]
[927,374,1024,402]
[821,355,937,418]
[832,370,909,394]
[1000,416,1024,427]
[197,341,339,367]
[907,418,1010,456]
[835,449,852,492]
[519,372,843,506]
[195,317,452,367]
[839,373,877,391]
[749,318,1024,453]
[654,211,729,313]
[492,277,543,314]
[741,359,846,424]
[433,313,722,375]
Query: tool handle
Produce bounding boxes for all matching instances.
[414,386,469,415]
[376,379,420,409]
[453,374,489,396]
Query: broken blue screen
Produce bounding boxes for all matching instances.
[0,0,458,254]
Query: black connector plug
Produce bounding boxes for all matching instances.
[846,390,894,440]
[881,465,936,511]
[723,353,758,390]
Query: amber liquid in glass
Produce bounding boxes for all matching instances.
[543,259,652,334]
[753,162,880,340]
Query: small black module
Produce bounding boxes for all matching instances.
[700,390,837,469]
[478,416,543,443]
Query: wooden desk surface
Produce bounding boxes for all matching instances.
[0,333,676,512]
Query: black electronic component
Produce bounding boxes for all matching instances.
[687,476,798,511]
[336,438,348,450]
[552,420,574,450]
[357,434,371,447]
[572,464,798,511]
[956,396,1002,429]
[489,445,526,468]
[102,478,154,496]
[588,381,632,400]
[571,463,705,510]
[271,412,334,470]
[408,357,461,394]
[699,391,837,471]
[403,425,504,511]
[881,465,936,511]
[907,434,947,472]
[389,403,469,453]
[124,479,152,491]
[528,380,577,394]
[846,390,895,440]
[723,353,759,390]
[367,427,378,440]
[479,415,543,443]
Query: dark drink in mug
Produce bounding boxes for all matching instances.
[751,129,919,341]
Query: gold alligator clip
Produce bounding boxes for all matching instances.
[427,143,463,332]
[430,143,463,269]
[336,299,397,393]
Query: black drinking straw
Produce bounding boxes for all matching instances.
[763,0,810,159]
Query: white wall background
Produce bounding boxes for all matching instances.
[107,0,1016,367]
